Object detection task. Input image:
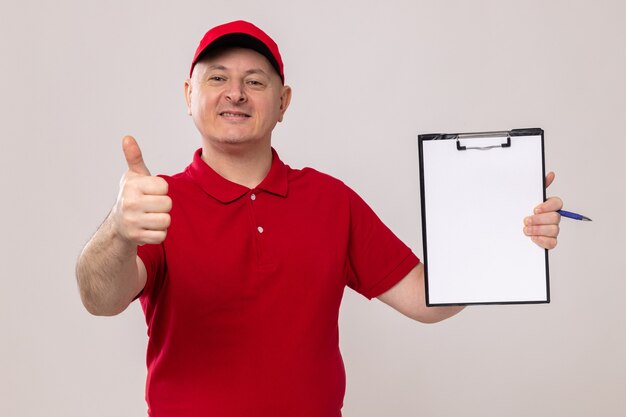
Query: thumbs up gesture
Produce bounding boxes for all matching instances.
[112,136,172,245]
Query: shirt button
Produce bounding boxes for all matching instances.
[251,193,256,201]
[257,226,264,234]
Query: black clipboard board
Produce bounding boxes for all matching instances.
[418,128,550,306]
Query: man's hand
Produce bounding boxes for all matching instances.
[524,171,563,249]
[113,136,172,245]
[76,135,168,315]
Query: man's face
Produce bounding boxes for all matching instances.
[185,47,291,150]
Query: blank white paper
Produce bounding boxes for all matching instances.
[420,134,548,305]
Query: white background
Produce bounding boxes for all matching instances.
[1,1,625,416]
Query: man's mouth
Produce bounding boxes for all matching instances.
[220,111,251,118]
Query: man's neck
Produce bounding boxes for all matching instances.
[201,142,273,189]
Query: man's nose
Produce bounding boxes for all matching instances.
[225,81,247,103]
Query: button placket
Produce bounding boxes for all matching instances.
[250,190,264,235]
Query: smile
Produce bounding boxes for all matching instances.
[220,112,250,118]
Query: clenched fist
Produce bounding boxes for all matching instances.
[112,136,172,245]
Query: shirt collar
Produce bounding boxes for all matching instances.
[186,148,289,203]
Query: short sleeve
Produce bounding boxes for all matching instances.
[345,188,420,299]
[137,243,165,305]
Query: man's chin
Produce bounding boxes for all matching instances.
[221,137,254,146]
[204,136,267,150]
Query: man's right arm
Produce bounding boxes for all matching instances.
[76,215,148,316]
[76,136,171,316]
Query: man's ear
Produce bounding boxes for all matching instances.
[184,79,192,116]
[278,85,292,122]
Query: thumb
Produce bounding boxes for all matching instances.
[122,135,151,176]
[545,171,555,189]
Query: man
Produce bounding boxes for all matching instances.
[76,20,563,417]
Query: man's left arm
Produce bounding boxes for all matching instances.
[378,172,563,323]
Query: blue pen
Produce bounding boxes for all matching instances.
[558,210,592,221]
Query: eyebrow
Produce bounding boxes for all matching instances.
[206,64,227,71]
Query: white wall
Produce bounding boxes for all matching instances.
[1,0,625,416]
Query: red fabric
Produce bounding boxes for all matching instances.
[138,149,419,417]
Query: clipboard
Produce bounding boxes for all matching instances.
[418,128,549,306]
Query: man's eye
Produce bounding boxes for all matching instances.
[209,76,225,82]
[247,80,263,86]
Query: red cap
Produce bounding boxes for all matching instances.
[190,20,285,83]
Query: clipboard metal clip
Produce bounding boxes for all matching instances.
[456,132,512,151]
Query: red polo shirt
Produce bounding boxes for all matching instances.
[138,148,419,417]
